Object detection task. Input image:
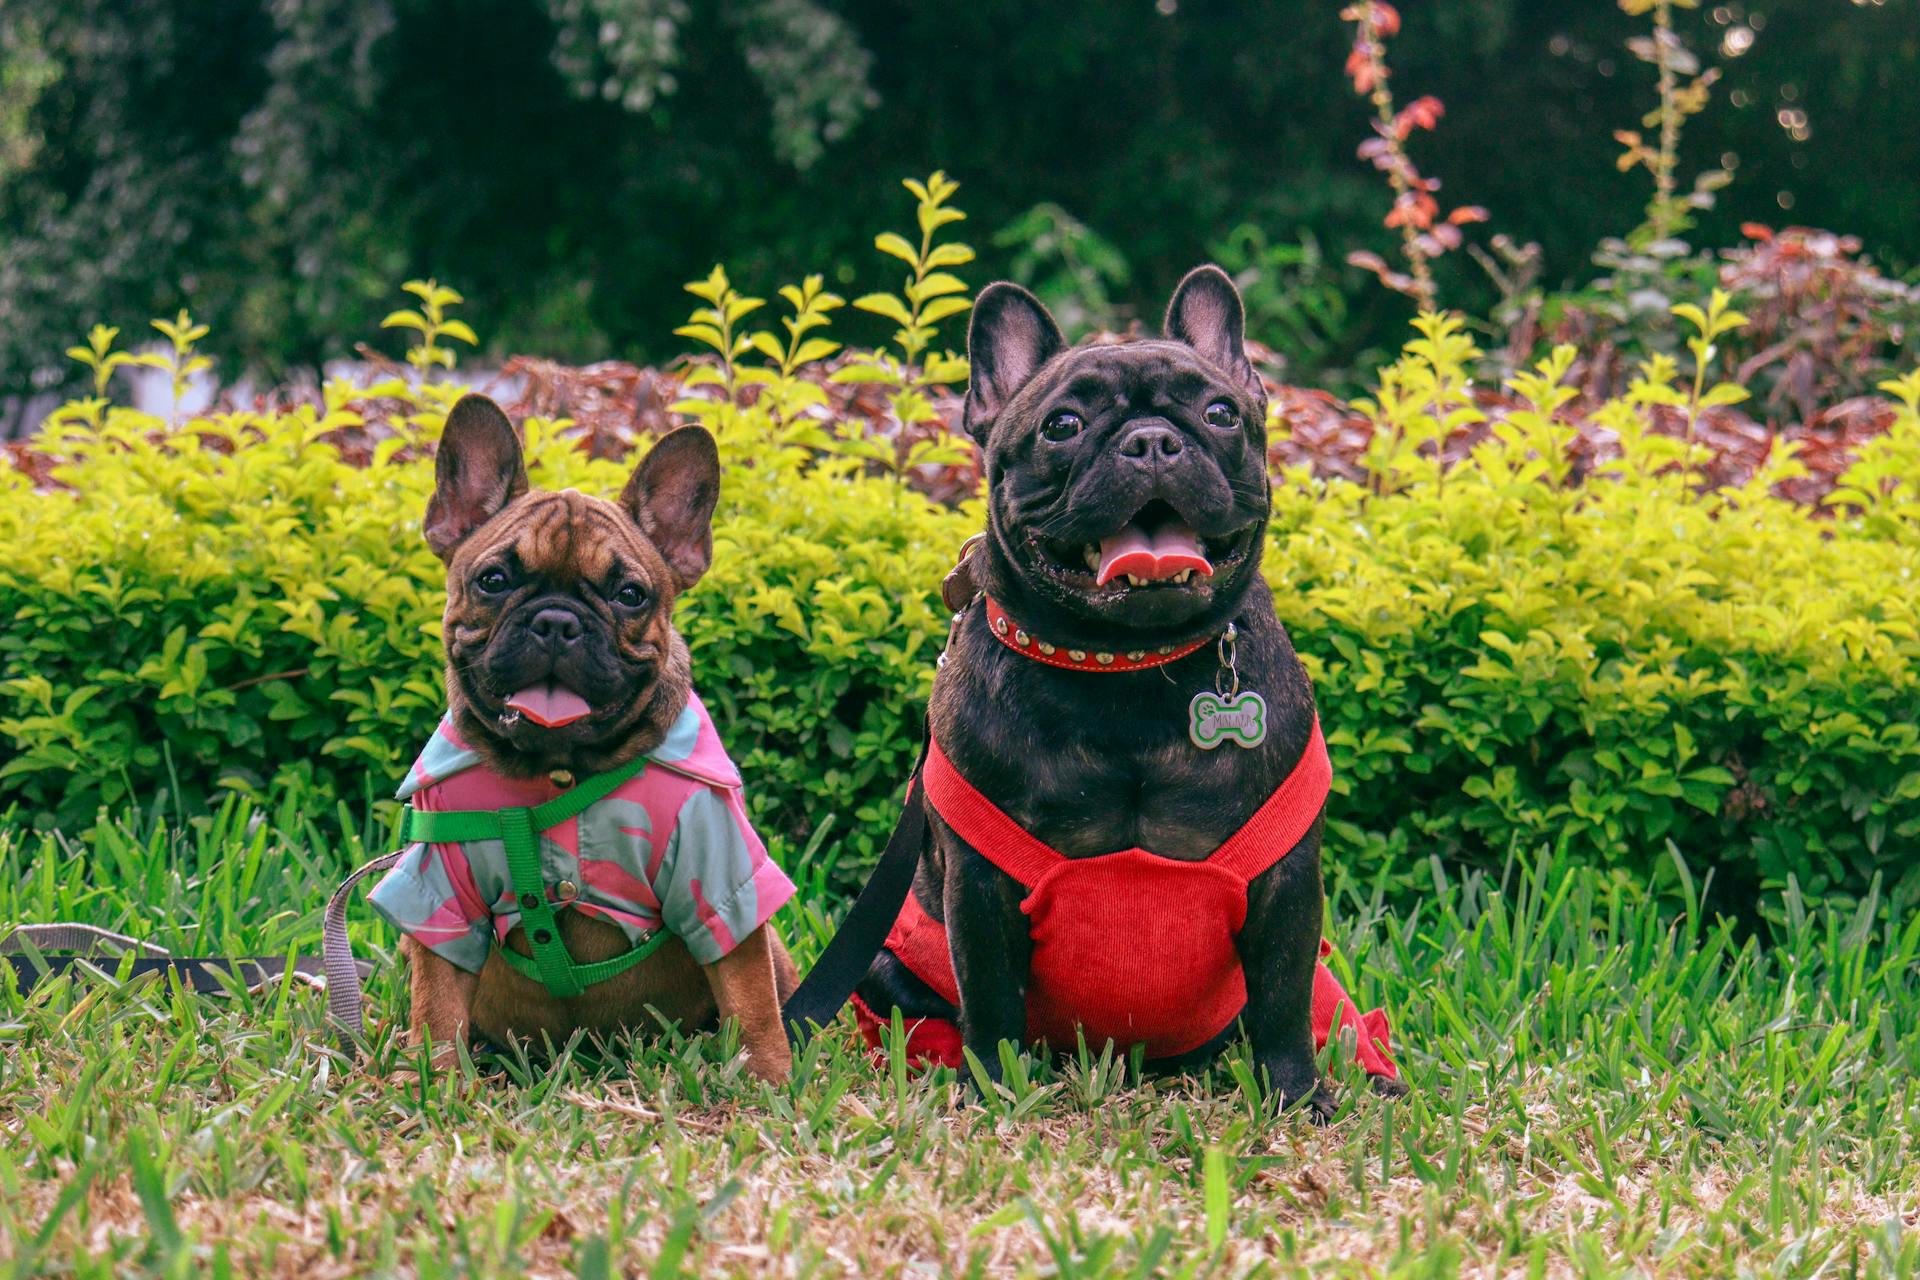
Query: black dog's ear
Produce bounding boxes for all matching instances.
[1164,265,1258,393]
[963,283,1066,443]
[622,425,721,591]
[425,395,529,560]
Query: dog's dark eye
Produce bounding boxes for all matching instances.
[1040,411,1084,442]
[476,568,511,595]
[1203,400,1242,431]
[614,583,649,609]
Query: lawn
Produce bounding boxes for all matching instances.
[2,799,1917,1279]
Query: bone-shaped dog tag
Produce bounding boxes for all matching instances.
[1188,689,1268,750]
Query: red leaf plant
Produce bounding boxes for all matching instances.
[1339,3,1490,311]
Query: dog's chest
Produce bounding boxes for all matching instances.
[932,609,1309,863]
[1057,747,1273,859]
[951,718,1279,861]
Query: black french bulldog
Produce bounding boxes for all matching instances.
[856,266,1392,1114]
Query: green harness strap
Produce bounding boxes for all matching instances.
[400,754,668,998]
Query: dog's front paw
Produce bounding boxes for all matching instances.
[742,1045,792,1085]
[383,1049,466,1090]
[1259,1058,1336,1123]
[1369,1073,1410,1100]
[1303,1080,1340,1124]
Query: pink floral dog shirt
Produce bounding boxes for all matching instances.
[368,693,796,972]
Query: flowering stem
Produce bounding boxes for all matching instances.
[1358,44,1436,311]
[1650,0,1681,238]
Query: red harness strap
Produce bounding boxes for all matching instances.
[865,718,1396,1078]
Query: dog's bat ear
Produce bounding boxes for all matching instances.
[1164,265,1258,394]
[963,283,1066,445]
[425,395,529,560]
[623,425,721,591]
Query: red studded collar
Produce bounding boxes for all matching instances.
[982,597,1213,673]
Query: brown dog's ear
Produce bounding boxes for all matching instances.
[425,395,529,560]
[1164,265,1258,394]
[622,425,721,590]
[963,282,1066,444]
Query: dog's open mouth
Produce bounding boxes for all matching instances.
[504,681,593,728]
[1032,501,1254,593]
[1095,510,1214,586]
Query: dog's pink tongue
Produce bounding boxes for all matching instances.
[1095,522,1214,585]
[505,682,593,728]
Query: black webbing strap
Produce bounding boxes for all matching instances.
[1,924,371,997]
[3,953,358,995]
[780,749,928,1047]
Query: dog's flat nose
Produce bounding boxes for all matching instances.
[1118,422,1184,462]
[529,607,583,644]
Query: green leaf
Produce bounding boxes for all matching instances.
[874,232,919,265]
[1202,1147,1228,1251]
[910,271,969,300]
[918,297,972,326]
[918,205,966,237]
[852,293,915,327]
[922,355,970,384]
[791,338,841,366]
[923,243,977,269]
[672,323,726,353]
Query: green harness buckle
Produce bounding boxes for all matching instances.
[400,753,665,998]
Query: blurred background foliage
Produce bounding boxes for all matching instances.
[1,0,1916,402]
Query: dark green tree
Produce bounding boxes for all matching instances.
[0,0,1913,397]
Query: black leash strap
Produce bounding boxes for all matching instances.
[4,954,354,995]
[2,923,370,998]
[781,754,928,1047]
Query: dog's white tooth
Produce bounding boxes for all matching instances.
[1127,574,1145,588]
[1176,569,1191,584]
[1085,547,1100,570]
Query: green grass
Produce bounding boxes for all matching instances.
[2,797,1918,1278]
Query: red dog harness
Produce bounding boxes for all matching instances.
[856,713,1397,1080]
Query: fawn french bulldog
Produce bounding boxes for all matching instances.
[368,395,799,1081]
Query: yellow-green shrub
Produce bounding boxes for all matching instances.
[1276,316,1920,913]
[3,314,1917,914]
[0,388,973,888]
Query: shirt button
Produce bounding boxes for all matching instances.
[554,879,579,903]
[549,769,576,789]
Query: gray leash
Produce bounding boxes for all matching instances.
[320,850,404,1040]
[2,922,367,996]
[3,922,163,957]
[7,852,405,1046]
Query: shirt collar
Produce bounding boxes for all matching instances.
[396,691,740,800]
